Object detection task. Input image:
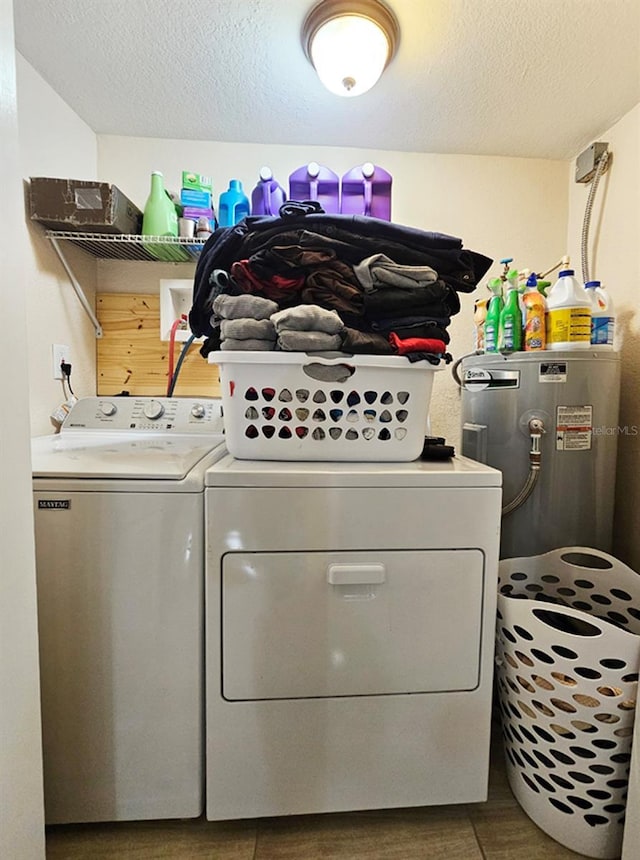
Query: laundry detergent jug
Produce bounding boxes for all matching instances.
[218,179,250,227]
[340,162,392,220]
[288,162,339,214]
[546,267,592,350]
[250,167,287,216]
[142,170,179,261]
[142,171,178,237]
[585,280,615,348]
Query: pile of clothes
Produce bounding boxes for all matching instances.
[189,206,492,363]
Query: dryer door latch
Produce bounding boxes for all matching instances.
[327,563,386,586]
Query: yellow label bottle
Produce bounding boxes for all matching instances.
[523,275,546,351]
[545,268,591,350]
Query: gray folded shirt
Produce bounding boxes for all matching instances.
[277,331,344,351]
[271,305,344,334]
[213,294,279,320]
[220,318,276,340]
[221,338,276,351]
[354,253,439,292]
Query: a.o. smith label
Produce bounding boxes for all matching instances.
[38,500,71,510]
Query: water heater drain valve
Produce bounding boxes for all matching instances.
[528,417,545,469]
[502,417,546,517]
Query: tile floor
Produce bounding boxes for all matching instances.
[46,720,595,859]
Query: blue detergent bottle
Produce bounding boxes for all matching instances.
[250,167,287,216]
[218,180,250,227]
[288,162,339,213]
[340,162,392,220]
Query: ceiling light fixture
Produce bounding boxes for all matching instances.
[302,0,399,98]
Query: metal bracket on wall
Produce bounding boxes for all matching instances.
[48,235,103,338]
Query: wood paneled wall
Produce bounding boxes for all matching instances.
[96,293,220,397]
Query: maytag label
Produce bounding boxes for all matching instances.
[38,500,71,510]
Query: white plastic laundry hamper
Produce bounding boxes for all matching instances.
[496,547,640,859]
[210,351,439,461]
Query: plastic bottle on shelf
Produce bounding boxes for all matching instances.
[142,171,178,237]
[473,298,489,351]
[288,162,339,213]
[498,283,523,352]
[484,278,504,353]
[218,180,250,227]
[585,280,615,348]
[545,264,592,350]
[522,273,546,351]
[250,167,287,216]
[195,216,212,240]
[340,162,392,220]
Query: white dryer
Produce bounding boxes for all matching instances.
[31,396,225,824]
[204,455,502,820]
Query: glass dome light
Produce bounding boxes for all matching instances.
[302,0,399,98]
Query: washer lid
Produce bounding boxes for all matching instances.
[205,454,501,488]
[32,434,225,480]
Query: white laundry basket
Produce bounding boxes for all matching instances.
[210,351,439,461]
[495,547,640,859]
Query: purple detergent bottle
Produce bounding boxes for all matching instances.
[250,166,287,216]
[288,162,339,214]
[340,162,392,220]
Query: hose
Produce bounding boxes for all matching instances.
[581,148,610,284]
[167,314,187,396]
[502,418,545,517]
[168,334,196,397]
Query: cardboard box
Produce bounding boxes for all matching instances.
[28,177,143,234]
[180,188,212,208]
[182,171,213,193]
[182,206,215,221]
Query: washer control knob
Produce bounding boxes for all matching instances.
[143,400,165,420]
[100,401,117,417]
[191,403,206,419]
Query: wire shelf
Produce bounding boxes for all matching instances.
[45,231,206,262]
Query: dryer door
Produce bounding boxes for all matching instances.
[221,549,484,700]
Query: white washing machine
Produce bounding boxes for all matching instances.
[31,396,225,824]
[204,454,502,820]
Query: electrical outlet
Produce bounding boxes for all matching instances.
[52,344,71,380]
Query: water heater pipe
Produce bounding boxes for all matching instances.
[502,417,545,517]
[451,350,483,388]
[581,147,610,284]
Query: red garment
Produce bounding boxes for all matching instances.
[388,332,446,355]
[231,260,303,301]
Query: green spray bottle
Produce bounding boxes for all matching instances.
[498,273,523,352]
[484,277,503,353]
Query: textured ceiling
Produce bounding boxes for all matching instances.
[13,0,640,160]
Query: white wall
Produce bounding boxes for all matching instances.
[16,54,99,435]
[0,2,45,857]
[98,136,570,445]
[567,103,640,572]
